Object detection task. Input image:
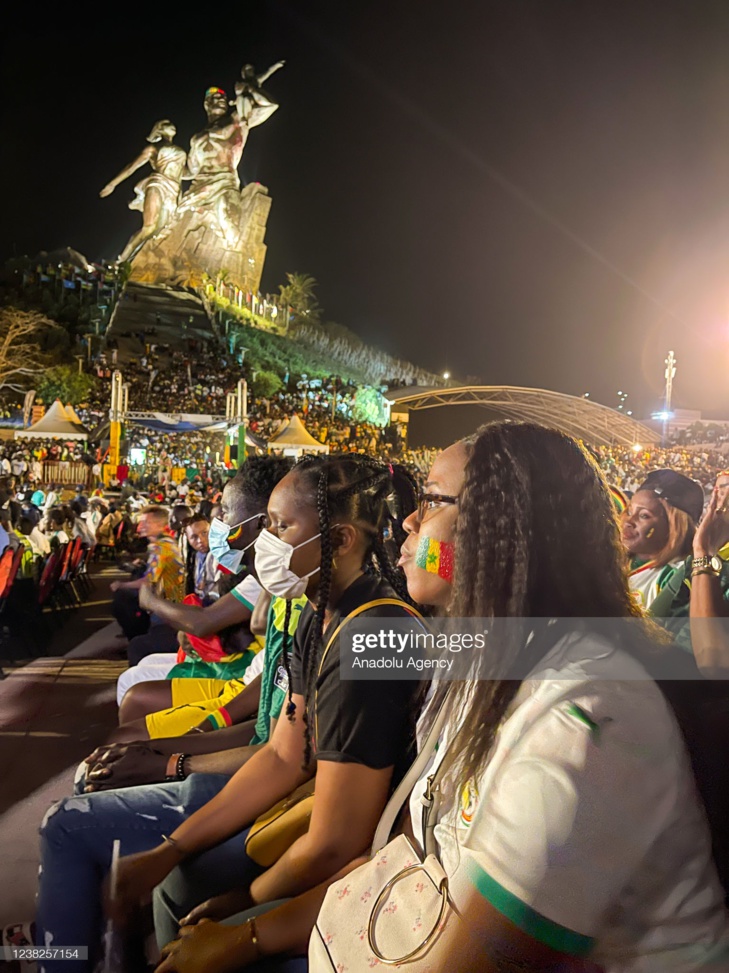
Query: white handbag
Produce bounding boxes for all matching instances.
[309,704,457,972]
[310,674,597,972]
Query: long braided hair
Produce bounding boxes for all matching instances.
[437,421,670,792]
[284,453,418,762]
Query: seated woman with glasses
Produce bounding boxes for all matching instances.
[154,423,728,973]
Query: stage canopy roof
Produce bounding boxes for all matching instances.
[384,385,658,447]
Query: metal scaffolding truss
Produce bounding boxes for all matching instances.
[124,411,227,422]
[385,386,658,447]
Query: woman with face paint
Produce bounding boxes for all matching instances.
[151,425,727,973]
[327,425,724,973]
[106,455,422,964]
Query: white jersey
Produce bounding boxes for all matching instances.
[629,559,683,610]
[410,631,729,972]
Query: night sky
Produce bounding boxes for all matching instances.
[4,1,729,418]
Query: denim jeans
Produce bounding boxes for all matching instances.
[155,893,308,973]
[153,823,262,948]
[36,773,230,973]
[223,902,308,973]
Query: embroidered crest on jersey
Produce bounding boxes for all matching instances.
[460,779,479,827]
[274,664,289,693]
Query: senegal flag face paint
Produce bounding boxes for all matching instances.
[415,535,454,583]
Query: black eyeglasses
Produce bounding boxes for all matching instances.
[417,492,459,521]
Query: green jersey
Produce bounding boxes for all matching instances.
[251,595,307,746]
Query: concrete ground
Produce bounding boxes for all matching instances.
[0,565,128,928]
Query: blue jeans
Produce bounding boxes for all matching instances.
[155,895,307,973]
[153,824,262,947]
[223,903,307,973]
[36,773,230,973]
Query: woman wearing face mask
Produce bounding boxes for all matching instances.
[153,424,728,973]
[112,459,289,739]
[106,455,422,961]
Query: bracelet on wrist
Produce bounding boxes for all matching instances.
[206,706,233,730]
[160,834,185,857]
[692,554,723,577]
[693,567,721,578]
[247,917,262,960]
[164,753,190,781]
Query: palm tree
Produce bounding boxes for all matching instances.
[278,272,322,328]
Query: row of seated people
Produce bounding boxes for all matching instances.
[0,506,97,648]
[20,434,729,973]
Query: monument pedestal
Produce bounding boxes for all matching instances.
[129,182,271,294]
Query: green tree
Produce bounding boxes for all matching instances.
[37,365,99,406]
[251,369,283,398]
[353,387,388,427]
[278,272,322,328]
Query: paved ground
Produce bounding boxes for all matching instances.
[0,565,128,928]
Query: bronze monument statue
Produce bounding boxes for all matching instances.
[175,61,283,250]
[100,120,186,263]
[102,61,284,293]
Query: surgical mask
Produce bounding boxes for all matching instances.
[254,526,336,599]
[209,514,262,574]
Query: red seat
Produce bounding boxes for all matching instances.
[38,550,63,608]
[0,548,15,598]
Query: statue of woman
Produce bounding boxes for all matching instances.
[100,120,187,263]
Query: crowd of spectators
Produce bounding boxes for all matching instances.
[595,444,729,497]
[6,436,729,973]
[91,340,247,416]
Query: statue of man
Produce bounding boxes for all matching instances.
[100,120,186,263]
[176,61,285,250]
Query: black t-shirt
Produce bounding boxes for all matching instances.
[290,573,421,785]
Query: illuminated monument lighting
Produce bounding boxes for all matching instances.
[100,61,285,295]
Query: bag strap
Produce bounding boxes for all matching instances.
[371,698,450,855]
[315,597,424,744]
[319,598,424,675]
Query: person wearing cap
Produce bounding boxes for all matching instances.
[622,469,704,610]
[651,469,729,675]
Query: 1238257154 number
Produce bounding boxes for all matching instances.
[4,947,89,961]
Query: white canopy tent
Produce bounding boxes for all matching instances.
[267,414,329,458]
[64,404,85,426]
[15,400,89,440]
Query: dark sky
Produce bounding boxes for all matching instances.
[4,1,729,418]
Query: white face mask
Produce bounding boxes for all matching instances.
[254,525,335,600]
[209,514,263,574]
